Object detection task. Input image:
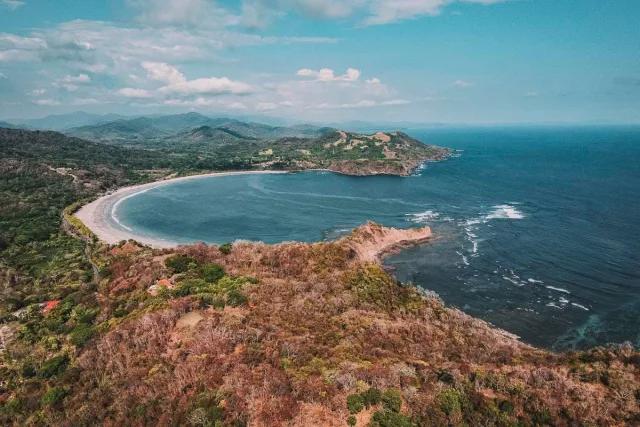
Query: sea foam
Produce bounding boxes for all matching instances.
[486,204,525,220]
[406,210,440,223]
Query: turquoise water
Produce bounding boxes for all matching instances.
[116,126,640,350]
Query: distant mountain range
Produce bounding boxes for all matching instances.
[0,121,19,129]
[65,112,332,145]
[3,111,459,135]
[6,112,127,131]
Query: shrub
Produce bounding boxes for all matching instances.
[437,388,464,416]
[347,415,357,426]
[362,387,382,408]
[226,289,248,307]
[196,293,225,309]
[41,387,67,407]
[39,354,69,378]
[201,263,225,283]
[21,362,36,378]
[173,279,209,297]
[347,393,365,414]
[437,370,455,384]
[370,410,414,427]
[188,391,225,426]
[69,324,94,347]
[165,254,197,274]
[382,389,402,413]
[71,306,99,324]
[2,397,22,415]
[219,242,232,255]
[498,400,514,414]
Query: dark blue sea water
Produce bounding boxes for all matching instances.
[116,126,640,350]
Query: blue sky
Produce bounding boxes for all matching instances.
[1,0,639,124]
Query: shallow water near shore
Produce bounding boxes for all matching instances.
[114,126,640,350]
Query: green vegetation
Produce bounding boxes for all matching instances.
[38,355,69,379]
[437,387,465,416]
[165,254,198,274]
[346,393,365,414]
[218,242,233,255]
[40,387,67,407]
[381,389,402,413]
[346,264,424,312]
[164,255,251,309]
[346,388,414,427]
[370,410,414,427]
[187,391,226,427]
[347,387,383,414]
[201,263,225,283]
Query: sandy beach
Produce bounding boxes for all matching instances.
[74,170,289,248]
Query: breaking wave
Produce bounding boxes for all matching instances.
[486,204,525,220]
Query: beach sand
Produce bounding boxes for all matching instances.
[74,170,289,248]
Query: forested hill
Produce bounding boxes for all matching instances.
[0,127,170,282]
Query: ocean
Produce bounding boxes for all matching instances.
[115,126,640,350]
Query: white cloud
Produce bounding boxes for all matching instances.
[228,101,248,110]
[1,0,25,10]
[142,61,185,85]
[114,61,253,106]
[160,76,253,95]
[29,88,46,96]
[141,62,252,95]
[62,73,90,83]
[0,71,6,79]
[296,67,361,82]
[0,18,334,72]
[366,0,512,25]
[312,98,410,109]
[243,0,511,26]
[284,0,359,19]
[453,79,473,88]
[33,98,60,106]
[129,0,234,28]
[256,102,278,111]
[52,74,91,92]
[118,87,153,98]
[524,91,539,97]
[0,33,45,62]
[257,67,404,114]
[72,97,100,105]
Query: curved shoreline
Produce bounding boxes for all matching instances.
[74,170,289,248]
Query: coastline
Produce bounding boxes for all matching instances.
[73,161,438,249]
[74,170,289,248]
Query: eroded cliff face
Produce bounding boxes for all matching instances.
[17,223,636,427]
[342,221,432,262]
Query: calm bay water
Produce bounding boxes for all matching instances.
[116,126,640,350]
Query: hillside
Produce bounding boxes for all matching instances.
[259,130,449,176]
[1,127,638,425]
[66,114,449,176]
